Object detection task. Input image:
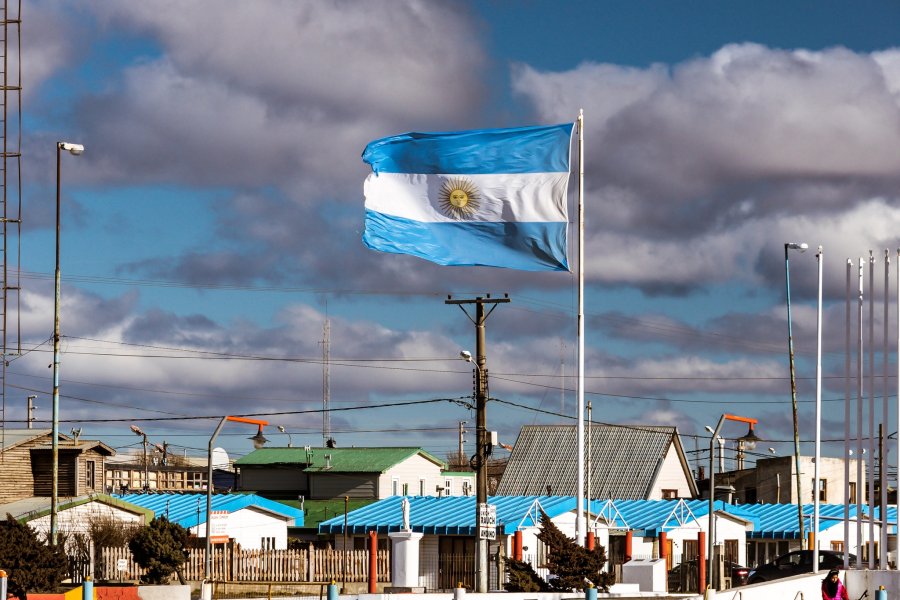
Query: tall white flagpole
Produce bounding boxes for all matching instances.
[576,109,586,546]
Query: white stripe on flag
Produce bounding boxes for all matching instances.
[364,172,569,223]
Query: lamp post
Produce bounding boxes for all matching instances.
[813,246,823,571]
[50,141,84,546]
[204,416,268,583]
[708,414,759,590]
[130,425,150,490]
[277,425,293,448]
[784,241,808,544]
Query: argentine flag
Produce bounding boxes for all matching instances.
[362,123,574,271]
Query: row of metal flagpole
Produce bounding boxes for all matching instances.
[841,250,899,570]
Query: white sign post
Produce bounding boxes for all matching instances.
[478,503,496,541]
[209,509,229,544]
[116,558,128,583]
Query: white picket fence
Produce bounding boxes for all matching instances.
[97,546,391,583]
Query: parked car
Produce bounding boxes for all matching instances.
[668,559,749,591]
[748,550,856,584]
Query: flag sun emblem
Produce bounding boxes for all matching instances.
[438,177,480,219]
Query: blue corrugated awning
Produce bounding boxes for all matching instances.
[115,492,303,528]
[318,495,576,536]
[318,496,891,541]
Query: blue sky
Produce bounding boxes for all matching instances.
[8,1,900,478]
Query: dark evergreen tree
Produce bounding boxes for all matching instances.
[536,510,614,591]
[503,557,551,592]
[0,514,68,599]
[128,517,190,584]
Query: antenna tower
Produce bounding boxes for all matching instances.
[0,0,22,443]
[322,318,330,446]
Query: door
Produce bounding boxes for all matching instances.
[439,537,475,590]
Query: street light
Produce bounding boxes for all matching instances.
[784,241,808,544]
[204,416,268,584]
[277,425,293,448]
[130,425,150,490]
[50,140,84,546]
[708,414,759,590]
[704,426,725,472]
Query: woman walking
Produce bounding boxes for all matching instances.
[822,569,848,600]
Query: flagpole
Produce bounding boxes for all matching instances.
[576,109,586,546]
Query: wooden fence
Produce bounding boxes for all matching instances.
[96,546,391,583]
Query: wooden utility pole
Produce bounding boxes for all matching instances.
[446,293,509,593]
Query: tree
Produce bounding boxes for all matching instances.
[503,556,551,592]
[537,510,614,591]
[0,515,68,599]
[128,517,189,584]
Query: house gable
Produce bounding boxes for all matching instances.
[497,424,696,500]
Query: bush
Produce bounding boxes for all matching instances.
[0,514,68,599]
[128,517,189,584]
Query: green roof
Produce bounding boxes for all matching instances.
[235,447,446,472]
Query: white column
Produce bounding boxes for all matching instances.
[389,531,424,588]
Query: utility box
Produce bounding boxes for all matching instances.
[621,558,667,592]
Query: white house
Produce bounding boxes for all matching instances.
[118,492,303,550]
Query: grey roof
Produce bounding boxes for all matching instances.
[496,424,697,499]
[0,429,53,451]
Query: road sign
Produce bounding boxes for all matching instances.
[116,558,128,572]
[478,503,496,540]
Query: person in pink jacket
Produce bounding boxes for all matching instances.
[822,569,849,600]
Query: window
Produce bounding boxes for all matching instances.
[402,482,409,496]
[261,537,275,550]
[85,461,96,490]
[661,489,677,500]
[392,478,400,496]
[188,471,204,489]
[817,478,827,502]
[419,479,426,496]
[849,482,857,504]
[443,479,452,497]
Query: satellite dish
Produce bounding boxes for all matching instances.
[211,447,230,469]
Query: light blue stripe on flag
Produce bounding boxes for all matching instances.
[362,122,574,271]
[363,210,569,271]
[363,123,574,175]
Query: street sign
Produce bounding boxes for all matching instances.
[478,503,496,540]
[116,558,128,572]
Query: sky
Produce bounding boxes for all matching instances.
[6,0,900,479]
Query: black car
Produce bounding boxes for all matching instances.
[748,550,856,584]
[668,559,749,591]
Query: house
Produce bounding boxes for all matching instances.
[104,449,210,493]
[710,455,866,505]
[0,429,114,503]
[117,492,304,550]
[0,493,153,543]
[234,446,473,500]
[497,424,698,499]
[318,494,579,590]
[733,502,882,567]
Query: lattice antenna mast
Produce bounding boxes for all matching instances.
[0,0,22,442]
[322,318,330,446]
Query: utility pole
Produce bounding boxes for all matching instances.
[446,293,509,593]
[458,421,466,461]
